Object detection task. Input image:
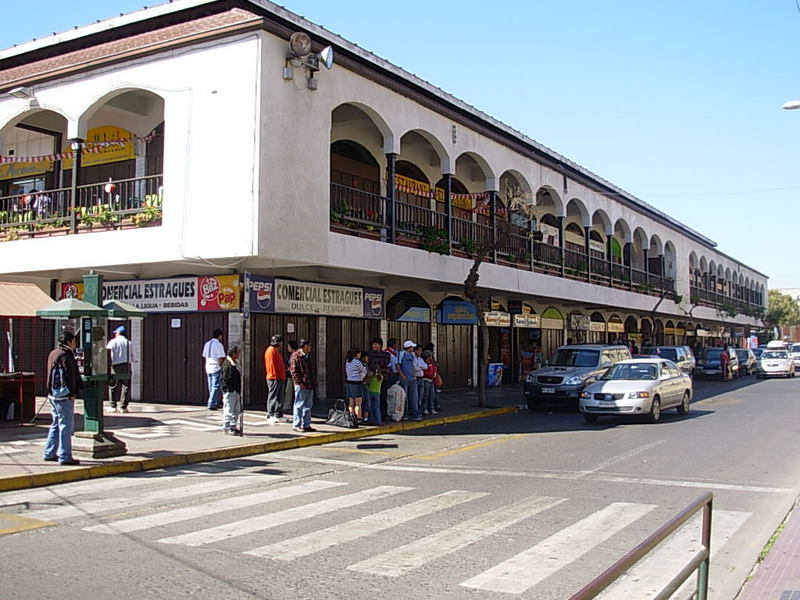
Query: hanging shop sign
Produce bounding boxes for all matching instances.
[513,314,541,328]
[439,300,479,325]
[664,327,675,335]
[674,328,685,335]
[589,321,606,333]
[62,126,136,169]
[568,314,590,331]
[607,322,625,333]
[243,274,383,319]
[483,311,511,327]
[695,329,710,337]
[0,159,54,181]
[60,275,240,312]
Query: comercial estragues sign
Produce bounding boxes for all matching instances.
[60,275,240,312]
[244,274,384,319]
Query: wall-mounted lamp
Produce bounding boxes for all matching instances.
[282,32,334,90]
[7,86,38,107]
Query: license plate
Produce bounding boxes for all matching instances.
[541,387,555,394]
[767,363,778,367]
[598,401,616,407]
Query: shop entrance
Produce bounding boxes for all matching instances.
[141,312,228,404]
[249,314,317,408]
[437,323,472,388]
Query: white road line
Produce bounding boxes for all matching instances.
[162,419,219,431]
[281,455,793,494]
[574,440,666,477]
[246,489,487,560]
[596,510,750,600]
[460,502,656,595]
[0,473,183,507]
[158,485,413,547]
[27,475,277,521]
[347,495,567,577]
[83,480,344,535]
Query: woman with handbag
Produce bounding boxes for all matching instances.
[345,349,367,423]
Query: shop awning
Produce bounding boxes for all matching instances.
[0,282,54,317]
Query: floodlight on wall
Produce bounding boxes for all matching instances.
[282,32,334,89]
[8,86,34,99]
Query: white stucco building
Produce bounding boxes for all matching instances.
[0,0,768,403]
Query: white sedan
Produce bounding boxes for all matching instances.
[579,358,693,424]
[755,350,796,379]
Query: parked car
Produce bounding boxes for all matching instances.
[735,348,757,375]
[755,350,796,378]
[579,358,693,423]
[642,346,695,377]
[524,344,632,409]
[789,344,800,369]
[695,347,739,379]
[752,347,764,360]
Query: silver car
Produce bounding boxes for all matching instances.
[579,358,693,424]
[755,350,796,379]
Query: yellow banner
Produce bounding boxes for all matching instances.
[62,126,135,169]
[0,159,54,181]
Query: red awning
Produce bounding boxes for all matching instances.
[0,282,54,317]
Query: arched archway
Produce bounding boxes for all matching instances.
[386,291,431,361]
[436,295,475,389]
[540,307,565,360]
[587,311,607,344]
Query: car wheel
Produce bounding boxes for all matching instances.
[648,397,661,423]
[584,413,599,424]
[676,391,690,416]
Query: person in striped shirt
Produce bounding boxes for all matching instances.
[345,349,368,423]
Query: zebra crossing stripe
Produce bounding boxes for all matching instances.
[595,510,750,599]
[83,480,345,535]
[158,485,413,547]
[460,502,656,594]
[246,489,488,561]
[27,475,277,521]
[347,495,567,577]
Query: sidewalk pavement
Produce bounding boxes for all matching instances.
[0,385,522,493]
[736,497,800,600]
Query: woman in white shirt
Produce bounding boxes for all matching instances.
[345,349,367,422]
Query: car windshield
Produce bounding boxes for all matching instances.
[762,351,788,360]
[704,348,722,359]
[735,350,748,358]
[792,344,800,353]
[650,348,677,361]
[602,363,657,380]
[550,349,599,367]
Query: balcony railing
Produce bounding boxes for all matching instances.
[0,174,163,240]
[329,183,747,306]
[689,285,763,315]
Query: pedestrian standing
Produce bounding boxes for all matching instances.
[43,331,82,465]
[202,328,225,410]
[265,335,288,424]
[421,350,438,414]
[365,361,383,426]
[221,345,242,435]
[106,325,135,413]
[289,339,316,433]
[398,340,421,421]
[282,340,298,415]
[345,349,367,423]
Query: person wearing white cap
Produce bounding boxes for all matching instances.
[106,324,136,413]
[398,339,422,421]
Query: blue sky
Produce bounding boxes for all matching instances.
[3,1,799,288]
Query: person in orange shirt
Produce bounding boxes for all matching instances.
[265,335,288,424]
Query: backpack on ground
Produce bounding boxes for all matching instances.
[50,362,71,399]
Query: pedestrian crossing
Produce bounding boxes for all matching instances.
[2,471,750,598]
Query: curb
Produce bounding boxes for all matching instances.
[0,406,517,493]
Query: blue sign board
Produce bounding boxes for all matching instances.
[439,300,478,325]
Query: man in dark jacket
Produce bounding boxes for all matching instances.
[289,339,316,433]
[221,345,242,435]
[43,331,82,465]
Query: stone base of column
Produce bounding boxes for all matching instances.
[72,431,127,459]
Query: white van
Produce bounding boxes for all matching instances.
[765,340,788,350]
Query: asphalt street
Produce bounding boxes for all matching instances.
[1,374,798,600]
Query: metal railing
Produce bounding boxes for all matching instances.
[0,174,163,238]
[569,492,713,600]
[330,183,385,230]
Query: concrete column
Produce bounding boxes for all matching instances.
[471,324,478,388]
[228,312,249,405]
[380,319,388,345]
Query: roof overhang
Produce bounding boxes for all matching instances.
[0,282,55,317]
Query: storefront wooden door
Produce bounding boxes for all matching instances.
[248,314,318,408]
[325,317,381,399]
[437,324,472,389]
[1,317,55,396]
[388,322,431,351]
[141,312,228,404]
